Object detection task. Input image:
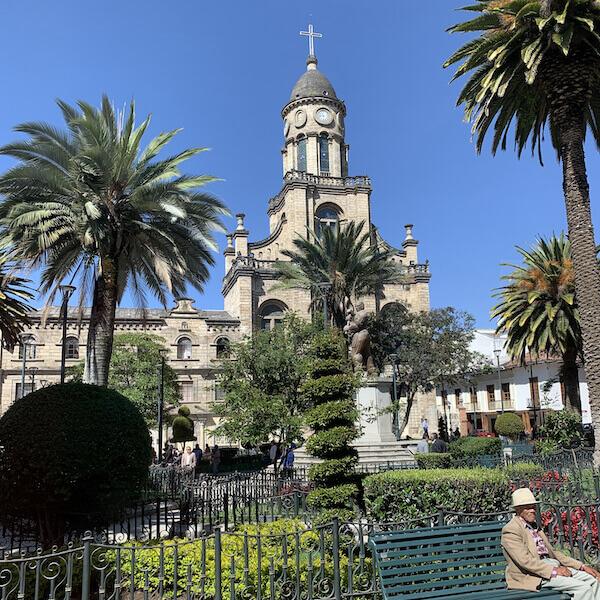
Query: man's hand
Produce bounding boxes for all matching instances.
[581,565,600,580]
[556,566,573,578]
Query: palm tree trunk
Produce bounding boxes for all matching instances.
[562,344,582,414]
[556,120,600,463]
[83,258,118,386]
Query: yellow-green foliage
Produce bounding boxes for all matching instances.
[107,519,367,599]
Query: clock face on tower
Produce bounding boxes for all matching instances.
[315,108,333,125]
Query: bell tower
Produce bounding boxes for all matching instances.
[281,26,348,178]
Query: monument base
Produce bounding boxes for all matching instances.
[295,376,419,467]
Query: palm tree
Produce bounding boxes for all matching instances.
[492,235,582,412]
[0,96,228,385]
[445,1,600,456]
[0,253,33,350]
[274,221,405,329]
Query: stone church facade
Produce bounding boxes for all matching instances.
[0,48,432,444]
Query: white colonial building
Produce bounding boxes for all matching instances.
[436,329,591,437]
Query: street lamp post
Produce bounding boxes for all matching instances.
[389,353,399,440]
[316,282,332,327]
[19,333,28,398]
[29,366,38,390]
[493,348,504,413]
[59,284,76,384]
[157,349,168,463]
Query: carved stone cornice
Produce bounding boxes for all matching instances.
[282,96,346,119]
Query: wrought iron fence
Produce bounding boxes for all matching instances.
[6,505,600,600]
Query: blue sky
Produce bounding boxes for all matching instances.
[1,0,595,326]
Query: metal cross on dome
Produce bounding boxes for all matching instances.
[300,23,323,57]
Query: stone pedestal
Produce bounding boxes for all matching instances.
[355,379,397,444]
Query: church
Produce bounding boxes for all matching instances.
[0,30,433,447]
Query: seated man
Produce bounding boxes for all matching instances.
[501,488,600,599]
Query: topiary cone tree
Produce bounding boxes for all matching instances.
[303,329,359,523]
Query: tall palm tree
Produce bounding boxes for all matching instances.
[274,221,405,329]
[0,253,33,350]
[492,235,582,412]
[445,0,600,456]
[0,96,228,385]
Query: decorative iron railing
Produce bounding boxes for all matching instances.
[5,505,600,600]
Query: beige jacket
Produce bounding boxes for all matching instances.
[501,516,583,592]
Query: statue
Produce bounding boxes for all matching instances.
[343,301,377,375]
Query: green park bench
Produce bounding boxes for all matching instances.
[370,520,570,599]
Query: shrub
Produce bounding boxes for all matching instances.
[0,383,152,547]
[495,413,525,440]
[363,468,511,521]
[415,453,453,469]
[538,410,583,451]
[505,462,545,482]
[304,426,358,457]
[449,436,501,458]
[308,456,359,486]
[304,400,358,429]
[307,484,358,511]
[171,406,197,443]
[111,519,368,599]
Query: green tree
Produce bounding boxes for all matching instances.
[538,409,583,453]
[445,0,600,460]
[0,96,228,386]
[274,221,404,329]
[212,315,317,446]
[303,329,359,523]
[492,235,582,413]
[69,332,181,426]
[0,252,33,350]
[370,305,486,435]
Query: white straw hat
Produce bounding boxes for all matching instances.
[511,488,539,508]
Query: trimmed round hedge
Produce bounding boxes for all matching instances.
[0,383,152,545]
[495,412,525,439]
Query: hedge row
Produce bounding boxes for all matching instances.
[364,468,513,521]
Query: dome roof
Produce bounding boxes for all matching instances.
[289,56,337,101]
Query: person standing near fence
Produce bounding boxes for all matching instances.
[421,416,429,438]
[501,488,600,599]
[211,444,221,474]
[181,446,196,470]
[270,441,279,472]
[280,443,295,478]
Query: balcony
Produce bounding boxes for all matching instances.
[268,170,372,214]
[488,400,515,412]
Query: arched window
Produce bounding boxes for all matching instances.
[315,205,340,237]
[258,302,287,331]
[18,335,36,360]
[297,138,307,172]
[65,336,79,359]
[215,337,231,358]
[319,134,329,174]
[177,336,192,360]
